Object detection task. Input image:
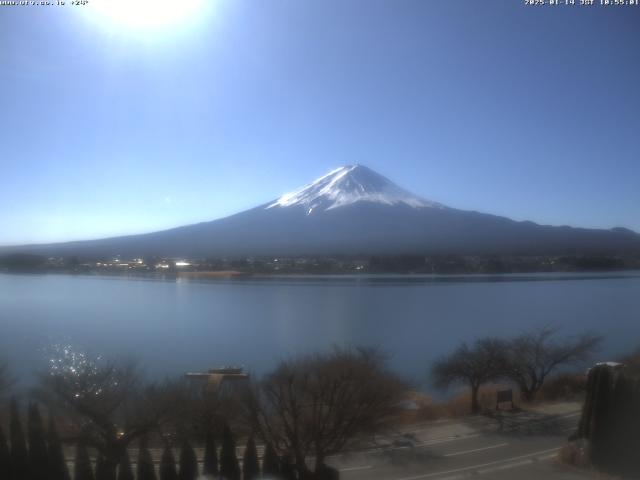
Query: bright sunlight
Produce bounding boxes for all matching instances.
[88,0,207,31]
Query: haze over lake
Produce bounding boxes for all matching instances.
[1,272,639,388]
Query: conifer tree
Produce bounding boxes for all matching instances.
[137,438,157,480]
[116,450,134,480]
[202,430,218,477]
[74,440,95,480]
[178,440,198,480]
[242,437,259,480]
[27,403,49,480]
[95,454,110,480]
[10,398,28,480]
[219,424,240,480]
[280,455,296,480]
[0,425,11,480]
[159,445,178,480]
[261,443,280,478]
[47,415,70,480]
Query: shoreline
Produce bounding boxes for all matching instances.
[1,269,640,285]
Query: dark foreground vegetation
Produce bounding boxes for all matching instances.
[0,328,623,479]
[0,347,406,480]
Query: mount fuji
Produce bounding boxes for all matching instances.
[266,165,445,213]
[4,165,640,258]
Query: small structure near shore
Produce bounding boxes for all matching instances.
[185,366,250,392]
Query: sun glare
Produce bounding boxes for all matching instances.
[88,0,206,30]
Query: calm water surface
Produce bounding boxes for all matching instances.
[1,272,639,387]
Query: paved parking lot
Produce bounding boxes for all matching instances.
[328,406,597,480]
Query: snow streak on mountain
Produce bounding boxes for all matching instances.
[266,165,445,215]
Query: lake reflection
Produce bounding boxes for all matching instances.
[1,272,639,388]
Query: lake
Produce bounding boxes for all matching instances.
[1,272,639,388]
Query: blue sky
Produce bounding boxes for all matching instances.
[1,0,639,245]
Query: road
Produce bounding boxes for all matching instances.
[327,404,593,480]
[64,403,592,479]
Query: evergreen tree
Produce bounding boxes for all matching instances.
[242,437,259,480]
[47,416,70,480]
[27,403,49,480]
[219,424,240,480]
[96,451,119,480]
[95,454,110,480]
[116,450,134,480]
[178,440,198,480]
[137,438,157,480]
[159,445,178,480]
[74,440,95,480]
[280,455,296,480]
[0,425,11,480]
[10,398,28,480]
[202,430,218,476]
[261,443,280,478]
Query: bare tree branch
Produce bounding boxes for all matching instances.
[244,346,408,476]
[503,326,601,401]
[431,338,507,414]
[33,346,181,480]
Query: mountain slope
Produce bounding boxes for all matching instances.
[3,165,640,258]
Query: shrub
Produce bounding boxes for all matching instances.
[10,398,28,480]
[280,454,296,480]
[117,450,134,480]
[159,445,178,480]
[137,438,157,480]
[47,416,71,480]
[95,454,110,480]
[27,403,49,480]
[242,437,259,480]
[219,424,240,480]
[538,373,587,402]
[0,425,10,480]
[415,384,519,421]
[261,443,280,478]
[202,430,218,476]
[178,441,198,480]
[74,440,95,480]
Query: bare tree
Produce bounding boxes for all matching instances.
[162,375,245,443]
[34,346,180,480]
[431,338,506,414]
[503,326,601,401]
[244,347,407,479]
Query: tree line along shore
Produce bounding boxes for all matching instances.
[2,252,640,275]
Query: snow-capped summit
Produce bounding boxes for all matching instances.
[266,165,445,214]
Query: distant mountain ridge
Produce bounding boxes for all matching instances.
[3,165,640,258]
